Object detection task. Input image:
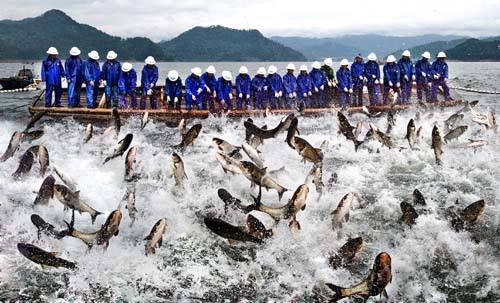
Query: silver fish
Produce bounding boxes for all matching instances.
[83,123,93,143]
[0,131,23,162]
[171,152,187,187]
[144,218,167,255]
[331,192,355,228]
[215,152,242,174]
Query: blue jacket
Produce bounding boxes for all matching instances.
[296,73,312,95]
[141,65,159,91]
[65,56,83,84]
[236,74,251,95]
[431,60,448,79]
[351,61,365,80]
[185,75,205,98]
[119,69,137,93]
[41,57,65,86]
[83,59,100,83]
[415,58,431,82]
[267,74,283,93]
[251,75,267,92]
[283,73,297,94]
[217,77,232,100]
[364,61,380,82]
[397,58,414,81]
[309,69,326,89]
[336,68,352,90]
[165,78,183,99]
[383,64,400,85]
[201,72,217,92]
[101,60,121,86]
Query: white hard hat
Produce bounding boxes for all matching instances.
[268,65,277,74]
[88,50,99,60]
[46,47,59,55]
[239,66,248,74]
[402,50,411,57]
[422,51,431,59]
[257,67,266,75]
[323,58,333,67]
[168,70,179,81]
[145,56,156,65]
[437,51,447,58]
[286,63,296,70]
[121,62,132,72]
[312,61,321,69]
[340,58,349,66]
[386,55,396,63]
[106,50,117,60]
[222,70,232,81]
[206,65,216,74]
[191,67,202,76]
[299,65,308,72]
[69,47,81,56]
[367,53,377,61]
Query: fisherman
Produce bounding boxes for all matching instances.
[397,50,415,103]
[251,67,268,109]
[364,52,381,105]
[217,71,233,110]
[296,65,313,108]
[383,55,400,104]
[235,66,251,110]
[118,62,137,109]
[140,56,159,109]
[267,65,283,109]
[165,70,183,110]
[100,51,121,108]
[185,67,205,110]
[310,61,326,107]
[415,51,432,102]
[282,63,298,109]
[431,51,451,102]
[321,58,335,106]
[201,66,217,110]
[351,54,365,107]
[83,50,101,108]
[65,47,83,107]
[336,59,352,108]
[41,47,65,107]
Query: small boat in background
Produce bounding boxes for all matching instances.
[0,66,41,91]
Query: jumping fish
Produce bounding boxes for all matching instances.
[83,123,93,143]
[239,161,288,200]
[285,116,299,149]
[444,126,467,143]
[171,152,187,187]
[241,142,264,168]
[17,243,76,270]
[12,149,35,179]
[33,175,56,205]
[141,111,149,130]
[54,166,78,191]
[174,124,202,150]
[204,217,263,244]
[329,237,364,269]
[331,192,355,228]
[144,218,167,255]
[54,184,103,224]
[290,137,323,164]
[67,209,122,249]
[431,125,444,165]
[178,119,187,137]
[336,111,363,151]
[0,131,23,162]
[31,213,71,240]
[103,133,133,164]
[25,112,46,131]
[112,108,121,136]
[212,137,242,159]
[412,189,426,206]
[215,152,242,174]
[405,119,416,149]
[21,130,44,143]
[125,190,138,226]
[400,202,419,226]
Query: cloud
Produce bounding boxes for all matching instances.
[1,0,499,40]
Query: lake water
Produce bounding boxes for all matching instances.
[0,62,499,302]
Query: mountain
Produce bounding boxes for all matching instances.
[387,38,468,60]
[446,38,500,61]
[159,26,306,61]
[0,9,171,60]
[272,34,467,60]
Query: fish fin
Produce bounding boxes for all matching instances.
[383,289,389,299]
[301,204,306,211]
[278,188,288,201]
[354,140,364,152]
[114,229,119,236]
[158,238,163,247]
[91,211,103,224]
[261,167,267,175]
[345,212,350,222]
[325,283,344,301]
[144,234,152,241]
[103,157,111,165]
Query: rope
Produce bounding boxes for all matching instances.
[450,85,500,95]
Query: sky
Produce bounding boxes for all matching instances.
[1,0,500,41]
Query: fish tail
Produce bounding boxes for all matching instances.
[325,283,345,301]
[102,157,111,165]
[278,187,288,201]
[354,140,364,152]
[63,210,75,237]
[91,210,104,224]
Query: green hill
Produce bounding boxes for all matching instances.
[447,38,500,61]
[387,38,468,60]
[0,9,171,61]
[159,26,306,61]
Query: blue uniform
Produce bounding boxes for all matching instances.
[216,77,233,110]
[397,58,415,103]
[236,74,251,109]
[185,75,205,110]
[165,77,183,110]
[119,69,137,109]
[140,65,159,109]
[296,73,313,107]
[415,58,432,101]
[65,56,84,107]
[267,73,283,109]
[201,72,217,110]
[351,61,365,106]
[430,60,451,101]
[336,67,352,107]
[41,57,65,107]
[83,58,101,108]
[364,61,381,105]
[383,63,401,104]
[310,69,327,107]
[282,73,297,109]
[101,60,121,107]
[251,75,268,109]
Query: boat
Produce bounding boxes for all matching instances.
[0,66,40,91]
[28,84,463,123]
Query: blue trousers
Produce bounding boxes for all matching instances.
[338,91,350,108]
[45,84,62,107]
[253,91,267,109]
[431,78,451,102]
[186,95,202,110]
[367,82,381,106]
[67,81,83,107]
[284,93,295,109]
[105,85,119,108]
[298,93,312,108]
[236,95,251,109]
[85,82,99,108]
[120,90,137,109]
[352,80,364,106]
[140,89,157,109]
[400,80,412,103]
[383,84,401,104]
[416,80,431,102]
